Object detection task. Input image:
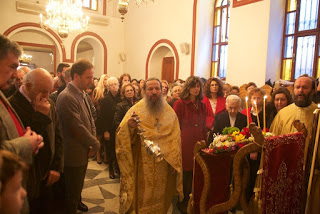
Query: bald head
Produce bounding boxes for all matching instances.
[19,66,31,73]
[23,68,53,101]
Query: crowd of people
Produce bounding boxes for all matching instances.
[0,33,320,214]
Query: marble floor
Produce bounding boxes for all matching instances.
[78,159,181,214]
[79,159,243,214]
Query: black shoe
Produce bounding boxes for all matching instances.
[77,201,88,212]
[109,166,115,179]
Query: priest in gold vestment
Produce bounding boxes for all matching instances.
[116,78,183,214]
[270,75,318,214]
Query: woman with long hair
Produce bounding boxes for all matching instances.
[93,74,109,164]
[173,76,207,213]
[202,77,226,130]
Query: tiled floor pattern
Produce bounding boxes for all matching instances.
[79,159,244,214]
[78,159,181,214]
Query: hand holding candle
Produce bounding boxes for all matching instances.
[253,100,261,128]
[245,96,249,127]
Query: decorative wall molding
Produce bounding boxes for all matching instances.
[16,41,57,75]
[145,39,179,80]
[4,23,108,74]
[71,32,108,74]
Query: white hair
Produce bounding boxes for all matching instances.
[106,76,119,90]
[226,94,241,106]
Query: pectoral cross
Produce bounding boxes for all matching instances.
[154,118,162,133]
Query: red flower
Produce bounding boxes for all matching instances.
[242,127,251,138]
[223,145,228,150]
[238,143,244,148]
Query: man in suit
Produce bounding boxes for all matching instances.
[56,59,100,214]
[209,95,247,142]
[9,68,63,213]
[0,34,44,213]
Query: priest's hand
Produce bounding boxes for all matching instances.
[128,112,140,129]
[33,93,51,116]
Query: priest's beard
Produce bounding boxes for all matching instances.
[293,91,314,107]
[144,95,165,115]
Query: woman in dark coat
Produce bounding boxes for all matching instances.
[96,77,121,179]
[113,83,137,130]
[173,76,207,213]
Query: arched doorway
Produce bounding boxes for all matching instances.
[74,37,105,78]
[149,46,175,82]
[9,29,60,75]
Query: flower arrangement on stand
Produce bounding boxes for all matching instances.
[203,127,274,154]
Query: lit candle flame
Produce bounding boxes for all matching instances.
[318,103,320,108]
[245,96,248,101]
[264,95,267,99]
[253,100,257,106]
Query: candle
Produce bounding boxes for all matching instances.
[254,100,260,128]
[263,95,267,133]
[245,97,249,127]
[40,13,43,25]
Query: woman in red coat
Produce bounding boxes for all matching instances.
[202,77,226,130]
[173,76,207,213]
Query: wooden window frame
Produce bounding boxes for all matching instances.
[211,0,230,79]
[281,0,320,81]
[82,0,98,11]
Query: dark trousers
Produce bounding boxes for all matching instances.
[64,165,87,214]
[105,137,118,171]
[29,180,54,214]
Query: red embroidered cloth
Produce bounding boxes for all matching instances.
[261,132,305,214]
[193,150,235,214]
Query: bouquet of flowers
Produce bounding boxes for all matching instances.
[204,127,274,154]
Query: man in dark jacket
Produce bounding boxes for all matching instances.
[56,60,100,214]
[209,94,247,143]
[9,68,63,213]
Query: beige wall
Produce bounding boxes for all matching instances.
[1,0,288,86]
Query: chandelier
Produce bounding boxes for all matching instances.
[40,0,89,39]
[19,53,32,63]
[118,0,154,21]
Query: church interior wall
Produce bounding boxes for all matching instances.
[226,0,271,87]
[0,0,291,86]
[123,0,194,80]
[194,0,214,78]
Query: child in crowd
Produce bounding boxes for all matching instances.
[0,150,27,214]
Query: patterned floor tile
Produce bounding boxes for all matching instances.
[82,160,182,213]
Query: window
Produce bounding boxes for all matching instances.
[82,0,98,10]
[211,0,230,78]
[281,0,320,81]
